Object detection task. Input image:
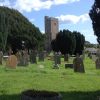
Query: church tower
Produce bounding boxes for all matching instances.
[45,16,59,52]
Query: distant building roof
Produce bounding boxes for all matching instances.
[85,41,91,44]
[85,48,97,53]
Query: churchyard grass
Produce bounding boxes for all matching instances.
[0,56,100,100]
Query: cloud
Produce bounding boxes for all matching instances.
[56,14,90,24]
[0,0,80,12]
[41,30,45,34]
[80,29,98,44]
[28,18,35,23]
[0,0,10,7]
[53,0,80,5]
[14,0,53,12]
[85,35,97,44]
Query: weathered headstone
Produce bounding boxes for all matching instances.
[92,54,97,62]
[30,50,37,64]
[95,58,100,69]
[57,54,61,64]
[23,49,29,66]
[64,54,69,61]
[81,50,85,61]
[16,51,23,66]
[73,54,85,73]
[88,53,92,59]
[17,50,29,66]
[3,55,9,61]
[95,48,100,69]
[38,51,44,62]
[0,51,3,65]
[53,53,59,69]
[6,55,17,68]
[8,48,13,56]
[43,51,47,58]
[97,48,100,57]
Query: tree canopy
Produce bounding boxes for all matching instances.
[89,0,100,44]
[51,29,85,55]
[51,29,76,55]
[0,6,43,51]
[51,39,59,52]
[57,30,76,55]
[73,31,85,55]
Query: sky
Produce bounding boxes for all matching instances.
[0,0,97,44]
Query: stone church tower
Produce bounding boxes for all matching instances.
[44,16,59,52]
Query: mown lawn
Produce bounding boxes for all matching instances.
[0,56,100,100]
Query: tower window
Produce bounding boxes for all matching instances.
[54,23,56,25]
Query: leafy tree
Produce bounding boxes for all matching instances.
[0,11,9,52]
[56,30,76,55]
[89,0,100,44]
[73,31,85,55]
[51,39,59,52]
[0,6,43,52]
[53,30,76,61]
[38,34,46,51]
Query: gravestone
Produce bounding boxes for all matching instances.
[43,51,47,58]
[0,51,3,65]
[56,54,61,64]
[23,49,29,66]
[96,49,100,57]
[95,58,100,69]
[8,48,13,56]
[73,54,85,73]
[81,50,85,61]
[53,53,60,69]
[17,50,29,66]
[16,50,23,66]
[95,48,100,69]
[88,53,92,59]
[6,55,17,68]
[3,55,8,61]
[92,54,97,62]
[30,50,37,64]
[64,54,69,61]
[38,51,44,62]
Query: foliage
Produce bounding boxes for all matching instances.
[89,0,100,44]
[73,31,85,55]
[54,29,76,55]
[51,30,85,55]
[51,39,59,52]
[38,34,46,51]
[0,10,9,51]
[0,6,43,51]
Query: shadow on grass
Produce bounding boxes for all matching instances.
[0,91,100,100]
[0,94,20,100]
[61,91,100,100]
